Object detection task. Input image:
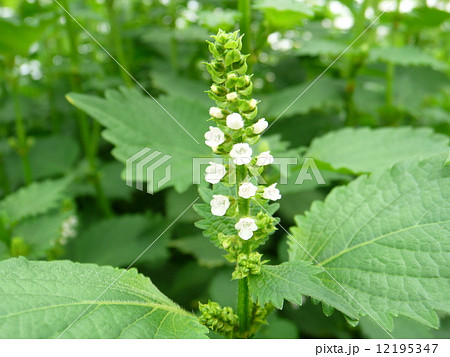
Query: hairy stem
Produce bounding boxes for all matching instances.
[235,164,252,337]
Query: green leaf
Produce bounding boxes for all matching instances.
[289,155,450,330]
[369,46,446,71]
[0,18,46,57]
[0,258,208,338]
[259,77,344,118]
[67,214,169,267]
[4,135,80,185]
[169,235,225,268]
[198,9,239,31]
[306,127,449,174]
[254,311,298,339]
[296,39,347,57]
[254,0,313,30]
[249,261,358,318]
[151,69,210,108]
[12,210,74,258]
[67,88,210,193]
[0,178,71,225]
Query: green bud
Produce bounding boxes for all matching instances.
[232,252,265,279]
[199,301,238,337]
[10,237,30,257]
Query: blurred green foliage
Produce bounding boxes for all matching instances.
[0,0,449,339]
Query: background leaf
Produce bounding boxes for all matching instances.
[67,213,169,267]
[0,178,70,225]
[67,88,210,193]
[306,127,449,174]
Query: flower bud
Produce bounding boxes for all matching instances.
[226,92,238,101]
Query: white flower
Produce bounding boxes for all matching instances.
[248,98,258,110]
[238,182,258,199]
[226,113,244,130]
[256,151,274,166]
[263,183,281,201]
[209,107,224,119]
[230,143,252,165]
[204,126,225,149]
[226,92,238,101]
[210,84,220,94]
[205,162,227,184]
[252,118,268,134]
[59,215,78,245]
[210,195,230,216]
[235,217,258,240]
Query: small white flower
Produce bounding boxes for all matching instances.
[235,217,258,240]
[248,99,258,110]
[263,183,281,201]
[60,215,78,245]
[238,182,258,199]
[204,126,225,149]
[209,106,224,119]
[226,92,238,101]
[230,143,252,165]
[252,118,268,134]
[226,113,244,130]
[205,162,227,184]
[210,195,230,216]
[210,84,220,94]
[256,151,274,166]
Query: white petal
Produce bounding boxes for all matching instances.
[238,228,254,240]
[226,113,244,130]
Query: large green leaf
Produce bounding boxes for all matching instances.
[306,127,449,174]
[0,258,208,338]
[0,178,71,225]
[288,155,450,331]
[67,88,210,193]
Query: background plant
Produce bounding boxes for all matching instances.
[0,0,449,339]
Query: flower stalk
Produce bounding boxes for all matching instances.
[199,30,280,338]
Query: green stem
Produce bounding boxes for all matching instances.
[10,72,32,185]
[169,0,179,73]
[0,152,10,195]
[237,273,252,336]
[238,0,252,71]
[385,0,401,121]
[61,0,113,217]
[235,164,252,337]
[106,0,132,86]
[344,0,371,126]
